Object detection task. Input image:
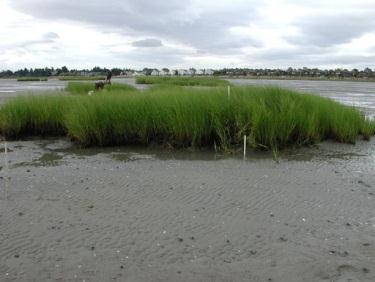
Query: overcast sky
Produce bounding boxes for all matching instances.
[1,0,375,70]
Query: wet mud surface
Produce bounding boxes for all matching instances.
[0,138,375,281]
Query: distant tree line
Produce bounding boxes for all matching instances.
[214,67,374,79]
[1,66,374,79]
[0,66,131,78]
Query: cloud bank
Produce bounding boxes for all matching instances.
[1,0,375,69]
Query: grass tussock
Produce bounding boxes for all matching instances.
[17,77,48,82]
[0,94,74,137]
[136,76,230,87]
[0,86,374,150]
[58,76,106,81]
[66,82,138,95]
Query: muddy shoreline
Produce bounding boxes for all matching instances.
[0,138,374,281]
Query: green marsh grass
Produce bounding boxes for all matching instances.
[66,82,138,95]
[17,77,48,82]
[58,76,106,81]
[0,94,74,137]
[0,86,374,150]
[136,76,230,86]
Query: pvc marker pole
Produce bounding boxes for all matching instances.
[243,135,247,159]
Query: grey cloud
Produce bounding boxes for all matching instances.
[247,47,375,68]
[132,38,163,47]
[154,4,263,52]
[286,11,375,47]
[112,45,189,66]
[9,0,263,54]
[20,32,59,48]
[0,31,59,50]
[43,32,59,40]
[6,0,375,68]
[9,0,196,30]
[252,46,329,61]
[316,54,375,65]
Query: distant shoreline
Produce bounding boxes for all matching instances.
[0,75,375,82]
[1,75,375,83]
[218,75,375,83]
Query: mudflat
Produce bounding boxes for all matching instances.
[0,138,374,281]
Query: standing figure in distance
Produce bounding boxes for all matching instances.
[106,70,112,85]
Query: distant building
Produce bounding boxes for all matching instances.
[196,69,204,75]
[133,71,145,77]
[80,71,90,77]
[185,69,194,76]
[205,69,214,76]
[159,69,169,76]
[177,69,188,76]
[151,69,160,76]
[189,68,196,76]
[122,71,135,76]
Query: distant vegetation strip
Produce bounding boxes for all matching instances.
[66,82,137,95]
[223,76,375,83]
[0,85,373,150]
[1,66,374,80]
[16,77,48,82]
[136,76,230,86]
[58,76,106,81]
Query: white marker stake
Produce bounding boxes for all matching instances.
[227,85,231,100]
[4,141,8,201]
[4,141,8,172]
[243,135,247,159]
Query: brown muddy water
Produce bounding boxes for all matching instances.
[0,78,375,281]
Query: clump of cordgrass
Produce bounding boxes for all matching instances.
[58,76,106,81]
[136,76,230,87]
[66,82,138,95]
[17,77,48,82]
[0,94,74,137]
[0,86,374,150]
